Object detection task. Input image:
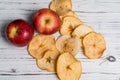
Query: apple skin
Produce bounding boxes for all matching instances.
[6,19,34,47]
[33,8,61,34]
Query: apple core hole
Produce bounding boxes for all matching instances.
[67,66,71,70]
[39,44,44,48]
[93,44,96,47]
[80,36,84,39]
[59,6,62,9]
[46,57,52,63]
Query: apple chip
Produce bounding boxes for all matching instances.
[60,16,83,36]
[56,8,71,16]
[83,32,106,59]
[28,34,56,59]
[56,35,80,56]
[72,24,94,46]
[36,50,60,72]
[57,52,82,80]
[50,0,72,13]
[59,10,78,20]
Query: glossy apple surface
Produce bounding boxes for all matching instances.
[33,8,61,34]
[6,19,34,47]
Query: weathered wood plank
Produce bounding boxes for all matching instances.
[0,75,58,80]
[73,0,120,12]
[0,51,120,74]
[0,73,119,80]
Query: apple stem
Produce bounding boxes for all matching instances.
[45,19,50,24]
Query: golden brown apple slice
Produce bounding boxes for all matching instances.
[72,24,94,46]
[57,52,82,80]
[60,16,83,36]
[56,35,80,56]
[28,34,56,59]
[59,10,78,20]
[36,50,60,72]
[82,32,106,59]
[56,8,71,16]
[50,0,72,13]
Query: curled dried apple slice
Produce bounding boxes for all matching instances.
[57,52,82,80]
[56,35,80,56]
[36,50,60,72]
[56,8,71,16]
[28,34,56,59]
[50,0,72,13]
[82,32,106,59]
[72,24,94,46]
[59,10,78,20]
[60,16,83,36]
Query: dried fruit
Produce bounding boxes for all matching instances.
[28,34,56,59]
[72,24,94,46]
[59,10,78,20]
[60,16,82,36]
[57,52,82,80]
[56,35,80,55]
[36,50,60,72]
[50,0,72,14]
[83,32,106,59]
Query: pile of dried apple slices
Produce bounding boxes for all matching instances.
[27,0,106,80]
[49,0,106,59]
[28,34,82,80]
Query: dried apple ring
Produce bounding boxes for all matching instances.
[83,32,106,59]
[36,50,60,72]
[50,0,72,13]
[28,34,56,59]
[57,52,82,80]
[72,24,94,46]
[60,16,83,36]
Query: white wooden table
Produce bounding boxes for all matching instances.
[0,0,120,80]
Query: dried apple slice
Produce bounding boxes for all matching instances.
[57,52,82,80]
[56,35,80,56]
[59,10,78,20]
[72,24,94,46]
[82,32,106,59]
[56,8,71,16]
[28,34,56,59]
[36,50,60,72]
[60,16,83,36]
[50,0,72,13]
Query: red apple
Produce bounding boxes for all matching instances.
[33,8,61,34]
[6,19,34,47]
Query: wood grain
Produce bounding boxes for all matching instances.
[0,0,120,80]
